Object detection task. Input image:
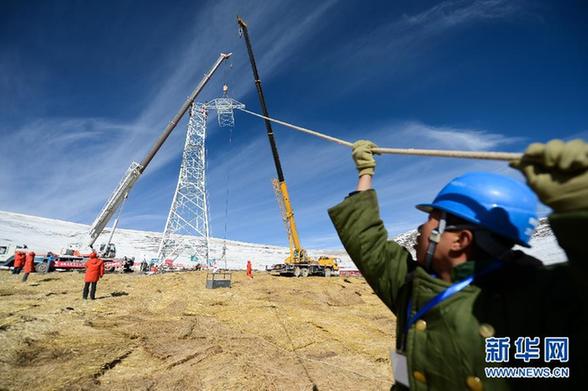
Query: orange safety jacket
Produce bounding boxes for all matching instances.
[84,256,105,283]
[14,252,24,268]
[23,252,36,273]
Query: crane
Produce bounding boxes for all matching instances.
[86,53,232,254]
[237,17,338,277]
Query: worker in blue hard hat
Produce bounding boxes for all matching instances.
[413,171,539,280]
[328,139,588,390]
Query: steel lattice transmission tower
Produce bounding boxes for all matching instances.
[158,90,244,264]
[206,85,245,127]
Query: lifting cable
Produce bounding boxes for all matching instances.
[219,63,234,270]
[238,108,522,161]
[220,123,233,270]
[267,298,319,390]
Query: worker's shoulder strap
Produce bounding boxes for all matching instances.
[403,258,418,284]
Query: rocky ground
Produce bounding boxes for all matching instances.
[0,270,395,390]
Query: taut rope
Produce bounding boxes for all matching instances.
[239,108,521,161]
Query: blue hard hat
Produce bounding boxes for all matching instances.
[416,172,539,247]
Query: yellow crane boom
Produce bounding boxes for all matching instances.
[272,179,303,263]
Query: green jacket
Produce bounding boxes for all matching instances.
[328,190,587,391]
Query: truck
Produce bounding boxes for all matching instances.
[239,17,339,277]
[267,255,340,277]
[267,179,340,277]
[0,243,133,274]
[0,243,22,264]
[52,251,132,273]
[0,244,54,273]
[57,244,134,272]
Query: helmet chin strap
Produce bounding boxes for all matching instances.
[475,230,512,260]
[424,211,447,273]
[423,215,512,274]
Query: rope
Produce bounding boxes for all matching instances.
[256,335,391,384]
[239,108,522,161]
[220,123,234,270]
[267,299,319,390]
[261,300,390,385]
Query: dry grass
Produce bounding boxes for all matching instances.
[0,270,395,390]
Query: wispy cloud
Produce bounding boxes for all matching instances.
[254,0,338,75]
[0,117,144,221]
[380,0,519,52]
[0,1,339,228]
[206,112,528,244]
[326,0,521,94]
[397,121,523,150]
[400,0,519,31]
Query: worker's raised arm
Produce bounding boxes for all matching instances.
[510,139,588,267]
[353,140,378,191]
[328,140,413,312]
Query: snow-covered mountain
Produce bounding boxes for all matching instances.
[0,210,353,270]
[0,211,567,270]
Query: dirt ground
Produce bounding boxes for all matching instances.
[0,270,396,390]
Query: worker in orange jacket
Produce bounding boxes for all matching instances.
[83,252,105,300]
[21,251,35,282]
[246,260,253,278]
[12,250,24,275]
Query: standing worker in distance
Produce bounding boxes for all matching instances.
[246,259,253,279]
[83,251,104,300]
[45,252,55,273]
[21,251,36,282]
[328,139,587,390]
[12,250,24,275]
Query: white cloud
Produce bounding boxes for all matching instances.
[400,0,519,31]
[562,130,588,143]
[212,107,528,243]
[0,0,340,228]
[398,121,523,150]
[326,0,521,94]
[0,117,144,220]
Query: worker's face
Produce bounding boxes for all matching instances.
[414,210,462,267]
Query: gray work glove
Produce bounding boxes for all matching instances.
[352,140,380,177]
[510,139,588,213]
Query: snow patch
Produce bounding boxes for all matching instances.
[0,211,566,271]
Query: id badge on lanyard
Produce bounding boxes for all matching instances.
[391,350,409,387]
[393,261,501,387]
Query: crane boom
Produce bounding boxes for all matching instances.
[139,53,232,171]
[237,17,303,260]
[272,179,300,260]
[86,53,232,248]
[87,162,142,248]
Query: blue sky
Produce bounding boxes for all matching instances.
[1,0,587,249]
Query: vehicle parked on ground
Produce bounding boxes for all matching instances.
[0,244,130,274]
[0,243,25,263]
[0,244,54,273]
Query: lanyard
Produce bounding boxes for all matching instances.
[405,261,501,334]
